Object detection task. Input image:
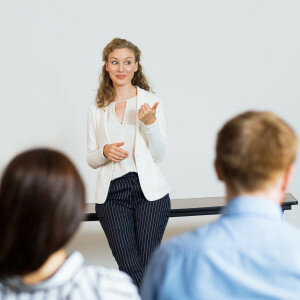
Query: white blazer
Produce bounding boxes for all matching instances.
[87,87,170,204]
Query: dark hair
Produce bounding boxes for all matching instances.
[0,149,85,278]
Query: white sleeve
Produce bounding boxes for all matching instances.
[144,98,168,163]
[87,108,109,169]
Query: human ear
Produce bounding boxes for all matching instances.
[105,61,109,72]
[134,62,138,72]
[281,164,294,192]
[215,160,224,181]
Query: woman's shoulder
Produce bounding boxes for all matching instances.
[137,87,160,102]
[88,102,99,111]
[83,265,134,281]
[88,103,107,115]
[75,265,139,298]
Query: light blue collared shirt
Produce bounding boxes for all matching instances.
[142,196,300,300]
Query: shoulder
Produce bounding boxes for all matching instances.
[155,226,212,261]
[137,87,160,103]
[88,103,107,119]
[143,228,211,292]
[75,266,139,298]
[281,221,300,245]
[157,221,225,261]
[84,265,133,281]
[88,103,101,113]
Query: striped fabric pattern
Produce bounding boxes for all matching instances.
[95,172,170,288]
[0,252,140,300]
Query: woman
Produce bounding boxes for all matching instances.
[0,149,139,299]
[87,38,171,288]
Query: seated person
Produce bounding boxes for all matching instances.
[0,149,139,299]
[142,111,300,299]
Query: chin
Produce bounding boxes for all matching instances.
[114,80,131,87]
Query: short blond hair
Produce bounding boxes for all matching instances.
[216,111,298,192]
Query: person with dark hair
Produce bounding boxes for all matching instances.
[88,38,170,288]
[142,111,300,299]
[0,149,139,299]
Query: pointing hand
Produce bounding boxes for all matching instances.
[138,102,159,125]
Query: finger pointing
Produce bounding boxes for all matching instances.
[152,102,159,110]
[115,141,125,147]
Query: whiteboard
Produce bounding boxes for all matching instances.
[1,1,299,226]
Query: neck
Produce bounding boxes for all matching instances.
[226,184,285,205]
[22,249,67,285]
[113,84,136,101]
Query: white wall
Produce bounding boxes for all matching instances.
[1,0,300,267]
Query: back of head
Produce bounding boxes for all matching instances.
[216,111,298,193]
[0,149,85,278]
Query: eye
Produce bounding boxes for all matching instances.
[112,61,118,65]
[125,61,131,65]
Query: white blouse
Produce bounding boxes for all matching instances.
[107,96,138,180]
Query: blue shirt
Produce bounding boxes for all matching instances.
[142,196,300,300]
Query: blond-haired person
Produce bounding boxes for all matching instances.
[142,111,300,299]
[87,38,170,288]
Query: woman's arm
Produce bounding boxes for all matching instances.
[87,109,109,169]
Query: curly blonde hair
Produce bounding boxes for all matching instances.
[95,38,152,108]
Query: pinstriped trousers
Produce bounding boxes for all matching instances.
[95,172,170,288]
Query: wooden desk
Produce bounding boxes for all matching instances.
[85,193,298,221]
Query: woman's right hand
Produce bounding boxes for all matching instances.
[103,142,129,163]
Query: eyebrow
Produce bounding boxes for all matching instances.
[111,57,133,60]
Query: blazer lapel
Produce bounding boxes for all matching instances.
[135,87,144,155]
[136,87,143,127]
[101,107,111,145]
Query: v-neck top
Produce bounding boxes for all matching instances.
[107,96,137,180]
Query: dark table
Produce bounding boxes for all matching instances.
[85,193,298,221]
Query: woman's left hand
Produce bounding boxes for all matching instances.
[138,102,159,125]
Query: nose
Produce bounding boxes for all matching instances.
[118,63,124,72]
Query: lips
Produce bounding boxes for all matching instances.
[116,75,126,79]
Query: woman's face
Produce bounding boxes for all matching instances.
[106,48,138,87]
